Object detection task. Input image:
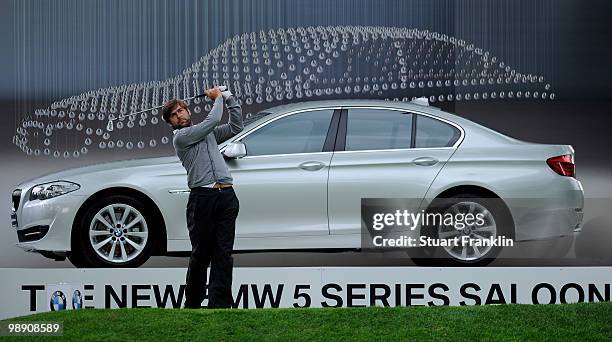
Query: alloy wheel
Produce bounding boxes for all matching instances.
[88,203,149,263]
[437,201,497,261]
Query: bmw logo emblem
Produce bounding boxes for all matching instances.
[72,290,83,310]
[50,290,67,311]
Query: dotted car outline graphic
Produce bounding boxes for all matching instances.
[13,26,553,158]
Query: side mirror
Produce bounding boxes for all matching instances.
[223,141,247,159]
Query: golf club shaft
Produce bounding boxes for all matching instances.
[112,92,206,122]
[111,85,227,122]
[105,86,227,131]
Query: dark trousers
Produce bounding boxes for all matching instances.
[185,186,239,308]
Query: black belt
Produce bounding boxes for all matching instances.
[190,185,233,193]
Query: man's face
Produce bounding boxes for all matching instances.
[168,105,191,129]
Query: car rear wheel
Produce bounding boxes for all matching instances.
[69,195,154,268]
[410,194,513,266]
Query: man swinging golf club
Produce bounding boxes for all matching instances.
[162,86,243,309]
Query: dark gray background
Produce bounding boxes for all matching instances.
[1,0,611,267]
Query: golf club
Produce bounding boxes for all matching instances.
[105,86,227,132]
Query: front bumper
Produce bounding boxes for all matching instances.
[12,188,86,253]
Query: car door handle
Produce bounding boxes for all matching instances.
[412,157,439,166]
[298,161,326,171]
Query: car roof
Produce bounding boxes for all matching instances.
[259,99,460,121]
[251,99,520,146]
[232,98,525,151]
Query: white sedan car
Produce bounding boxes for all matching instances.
[11,99,584,267]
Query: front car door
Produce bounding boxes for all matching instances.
[225,107,339,238]
[328,106,464,237]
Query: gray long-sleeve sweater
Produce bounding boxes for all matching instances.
[172,96,243,188]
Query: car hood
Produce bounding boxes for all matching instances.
[16,156,179,188]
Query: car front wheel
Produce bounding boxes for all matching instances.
[69,195,154,268]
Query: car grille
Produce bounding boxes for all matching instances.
[12,189,22,211]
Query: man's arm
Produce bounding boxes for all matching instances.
[174,96,224,149]
[213,96,244,143]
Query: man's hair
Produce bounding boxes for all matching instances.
[162,99,189,124]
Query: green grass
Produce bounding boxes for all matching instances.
[2,302,611,341]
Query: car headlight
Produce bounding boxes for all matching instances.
[29,181,80,201]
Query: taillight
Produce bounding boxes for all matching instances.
[547,154,575,177]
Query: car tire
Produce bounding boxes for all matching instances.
[69,195,155,268]
[409,194,513,267]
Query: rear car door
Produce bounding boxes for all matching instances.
[328,107,463,235]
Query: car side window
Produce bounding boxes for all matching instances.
[345,108,413,151]
[240,109,334,156]
[415,115,461,148]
